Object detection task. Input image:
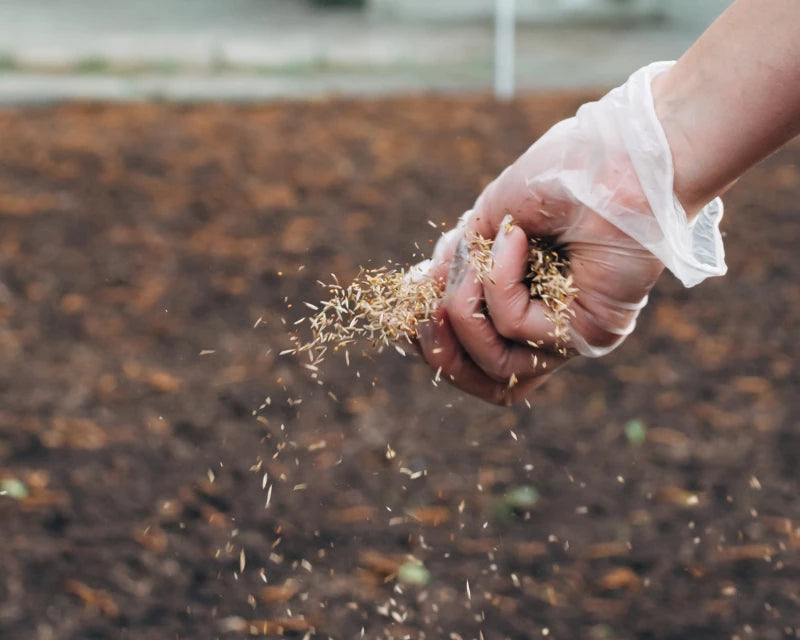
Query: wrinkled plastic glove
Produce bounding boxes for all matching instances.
[416,61,727,405]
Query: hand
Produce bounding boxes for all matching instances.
[415,63,726,405]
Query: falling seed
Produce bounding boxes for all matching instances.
[466,580,471,600]
[240,549,246,573]
[287,224,575,376]
[199,349,216,356]
[265,485,273,508]
[207,469,215,483]
[253,316,263,329]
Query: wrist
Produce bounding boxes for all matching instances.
[650,69,710,220]
[584,61,727,287]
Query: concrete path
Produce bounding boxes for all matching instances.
[0,0,717,102]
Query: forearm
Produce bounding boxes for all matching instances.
[652,0,800,217]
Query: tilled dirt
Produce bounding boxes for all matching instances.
[0,96,798,640]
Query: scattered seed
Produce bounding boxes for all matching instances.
[288,223,576,374]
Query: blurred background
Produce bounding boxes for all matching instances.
[0,0,733,101]
[5,2,800,640]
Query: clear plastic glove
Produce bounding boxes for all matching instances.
[416,62,727,405]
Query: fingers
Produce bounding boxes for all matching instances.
[563,225,663,356]
[441,237,565,383]
[415,230,564,404]
[565,286,650,357]
[483,214,573,353]
[416,310,540,406]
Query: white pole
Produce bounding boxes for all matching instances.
[494,0,516,100]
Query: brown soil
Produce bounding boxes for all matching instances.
[0,96,798,640]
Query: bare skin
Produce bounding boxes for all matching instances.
[654,0,800,217]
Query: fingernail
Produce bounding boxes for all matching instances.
[492,214,515,256]
[447,237,468,288]
[492,214,514,250]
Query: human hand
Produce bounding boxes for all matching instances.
[415,62,727,405]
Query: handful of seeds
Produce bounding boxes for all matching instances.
[286,223,577,370]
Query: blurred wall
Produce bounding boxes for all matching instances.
[369,0,658,22]
[661,0,732,26]
[369,0,733,26]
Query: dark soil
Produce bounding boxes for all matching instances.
[0,96,798,640]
